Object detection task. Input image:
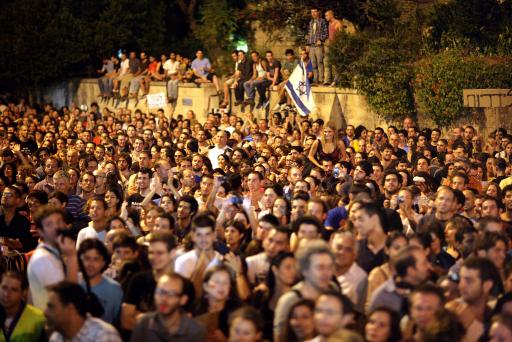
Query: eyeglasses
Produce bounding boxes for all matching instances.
[155,288,181,298]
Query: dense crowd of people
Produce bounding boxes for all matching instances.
[0,6,511,342]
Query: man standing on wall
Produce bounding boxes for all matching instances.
[324,10,343,86]
[306,7,328,85]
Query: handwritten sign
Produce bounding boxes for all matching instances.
[463,89,512,108]
[146,93,167,108]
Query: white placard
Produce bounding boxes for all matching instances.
[146,92,167,108]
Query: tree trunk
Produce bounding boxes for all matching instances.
[175,0,199,32]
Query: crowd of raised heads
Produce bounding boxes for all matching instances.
[0,94,511,342]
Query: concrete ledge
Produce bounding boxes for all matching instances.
[41,78,384,129]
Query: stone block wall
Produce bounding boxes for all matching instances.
[42,78,512,137]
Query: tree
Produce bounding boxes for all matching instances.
[0,0,169,92]
[194,0,238,73]
[176,0,200,31]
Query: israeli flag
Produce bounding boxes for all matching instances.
[285,60,316,116]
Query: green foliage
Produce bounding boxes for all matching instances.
[362,0,400,32]
[0,0,89,86]
[249,0,398,44]
[351,37,416,122]
[496,25,512,56]
[415,51,512,126]
[0,0,168,88]
[324,0,512,125]
[426,0,512,53]
[326,32,368,87]
[195,0,238,74]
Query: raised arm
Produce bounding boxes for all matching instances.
[308,139,323,169]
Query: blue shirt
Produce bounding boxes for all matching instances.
[191,58,212,77]
[66,194,85,219]
[325,206,348,230]
[80,276,123,324]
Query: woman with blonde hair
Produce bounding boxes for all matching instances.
[308,121,347,169]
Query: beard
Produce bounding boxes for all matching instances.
[158,303,180,317]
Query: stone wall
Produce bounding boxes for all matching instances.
[41,78,511,136]
[40,78,384,130]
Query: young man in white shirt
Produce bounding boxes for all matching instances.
[246,227,289,285]
[174,214,222,279]
[76,197,108,248]
[27,207,78,309]
[164,52,180,102]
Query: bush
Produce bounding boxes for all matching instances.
[330,34,416,121]
[326,32,368,87]
[415,50,512,126]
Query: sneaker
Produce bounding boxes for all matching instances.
[234,101,242,106]
[263,100,270,109]
[256,103,262,109]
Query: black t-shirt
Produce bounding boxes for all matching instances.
[418,213,450,234]
[0,213,36,252]
[129,58,141,74]
[267,60,282,82]
[237,58,253,81]
[123,270,156,312]
[357,239,387,274]
[393,147,407,160]
[127,193,161,211]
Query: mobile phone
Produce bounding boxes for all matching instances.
[333,167,340,178]
[215,241,230,255]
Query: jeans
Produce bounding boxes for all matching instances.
[309,45,324,83]
[324,45,334,84]
[235,79,249,102]
[167,79,179,100]
[244,79,272,103]
[129,75,145,94]
[98,77,107,94]
[98,77,113,96]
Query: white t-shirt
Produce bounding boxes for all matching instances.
[195,195,228,211]
[76,224,106,248]
[246,252,270,285]
[174,250,222,279]
[27,243,65,309]
[119,59,130,76]
[163,60,180,75]
[208,145,229,169]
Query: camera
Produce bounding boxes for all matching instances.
[57,228,75,239]
[397,195,405,203]
[230,196,243,206]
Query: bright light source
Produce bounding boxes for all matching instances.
[236,40,248,53]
